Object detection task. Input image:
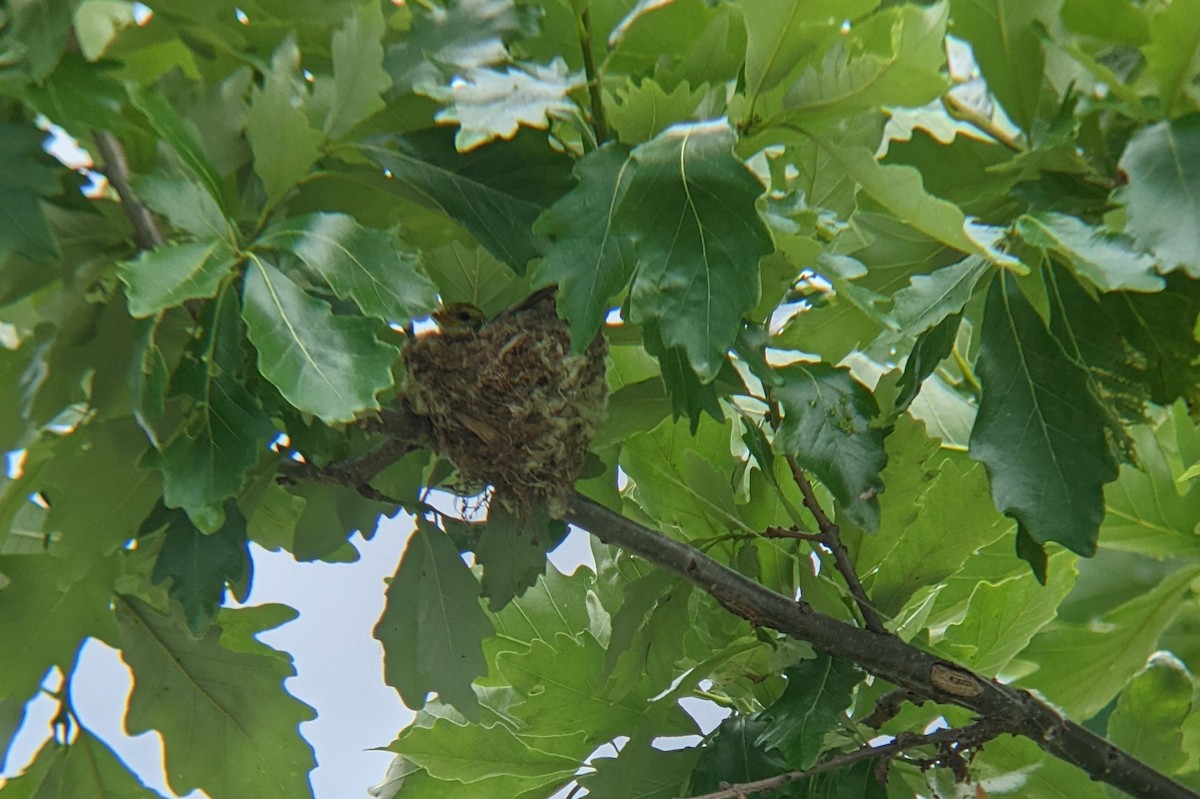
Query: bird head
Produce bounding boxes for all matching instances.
[432,302,486,332]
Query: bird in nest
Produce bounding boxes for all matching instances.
[401,286,607,519]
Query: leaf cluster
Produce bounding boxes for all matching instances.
[1,1,1200,797]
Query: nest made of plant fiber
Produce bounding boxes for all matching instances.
[401,294,607,518]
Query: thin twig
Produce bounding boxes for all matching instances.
[783,454,888,635]
[861,687,926,730]
[277,437,416,503]
[763,526,823,542]
[576,8,609,144]
[941,92,1024,153]
[679,721,1002,799]
[91,131,166,251]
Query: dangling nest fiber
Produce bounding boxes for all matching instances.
[401,291,607,518]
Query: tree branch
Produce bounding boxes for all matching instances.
[679,720,1002,799]
[783,453,888,634]
[565,492,1200,799]
[91,131,166,251]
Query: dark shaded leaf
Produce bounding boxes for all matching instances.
[532,143,636,351]
[620,121,773,381]
[474,504,565,611]
[158,289,273,523]
[374,518,492,718]
[141,502,249,633]
[772,363,887,531]
[757,654,862,769]
[969,274,1119,559]
[364,128,574,272]
[895,312,961,413]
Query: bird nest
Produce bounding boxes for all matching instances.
[401,294,607,519]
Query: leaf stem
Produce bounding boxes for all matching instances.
[941,92,1024,153]
[781,453,888,634]
[575,7,610,145]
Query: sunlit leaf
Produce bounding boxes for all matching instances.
[241,258,398,423]
[1119,117,1200,277]
[260,213,438,324]
[1017,212,1165,292]
[431,59,583,151]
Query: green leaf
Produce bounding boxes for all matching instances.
[128,86,228,214]
[621,415,746,540]
[686,715,792,792]
[1143,0,1200,117]
[133,172,229,240]
[422,241,532,318]
[939,551,1076,677]
[0,694,28,771]
[1119,116,1200,277]
[1016,212,1165,293]
[117,239,240,318]
[756,654,861,768]
[0,124,62,263]
[855,420,1006,617]
[581,732,699,799]
[1102,408,1200,559]
[260,213,438,324]
[246,38,325,205]
[319,0,390,138]
[894,312,960,412]
[805,760,889,797]
[0,553,118,702]
[142,503,249,633]
[781,2,949,121]
[1098,273,1200,406]
[241,257,399,423]
[474,504,563,612]
[158,288,273,520]
[431,60,582,151]
[374,519,492,718]
[365,128,575,272]
[118,598,316,799]
[642,321,728,429]
[969,274,1118,558]
[383,0,525,93]
[387,717,581,783]
[606,78,708,145]
[5,0,72,79]
[32,420,162,557]
[742,0,880,100]
[818,143,996,262]
[1107,654,1193,776]
[0,731,164,799]
[1018,563,1200,720]
[772,363,887,531]
[619,121,774,381]
[531,143,635,351]
[949,0,1051,133]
